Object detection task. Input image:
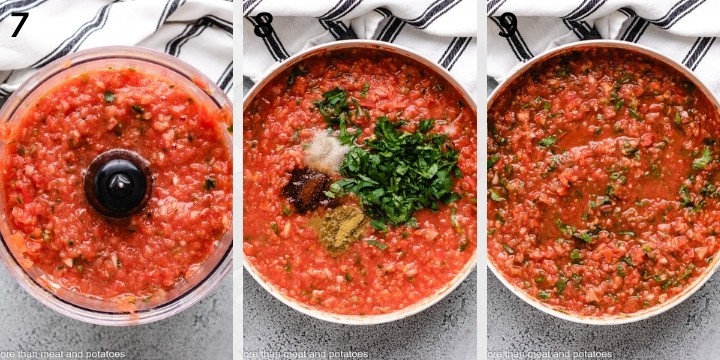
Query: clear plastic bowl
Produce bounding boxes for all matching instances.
[0,46,233,326]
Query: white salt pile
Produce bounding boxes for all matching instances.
[304,131,349,174]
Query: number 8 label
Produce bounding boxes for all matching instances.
[253,12,274,38]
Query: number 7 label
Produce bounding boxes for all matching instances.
[11,12,28,37]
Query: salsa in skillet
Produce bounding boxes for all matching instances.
[488,47,720,317]
[244,48,477,315]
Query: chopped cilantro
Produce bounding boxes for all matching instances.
[556,277,568,294]
[502,243,514,255]
[489,189,505,202]
[361,83,370,98]
[488,154,500,169]
[314,88,364,145]
[539,136,557,148]
[366,239,388,251]
[131,104,145,114]
[287,66,308,86]
[370,219,388,232]
[679,184,693,208]
[692,146,713,170]
[104,91,115,103]
[570,249,582,262]
[335,116,461,227]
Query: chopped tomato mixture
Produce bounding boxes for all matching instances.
[2,66,232,303]
[489,47,720,316]
[244,49,477,315]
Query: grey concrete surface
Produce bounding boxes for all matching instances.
[0,270,232,360]
[487,271,720,360]
[242,77,478,360]
[487,76,720,360]
[243,269,477,360]
[0,99,232,360]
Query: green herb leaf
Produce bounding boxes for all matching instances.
[619,73,634,84]
[571,273,582,287]
[131,104,145,114]
[621,141,638,158]
[287,66,308,86]
[336,116,461,227]
[458,237,469,251]
[614,98,624,111]
[314,88,366,145]
[679,264,696,280]
[679,184,693,208]
[488,154,500,169]
[366,239,388,251]
[539,136,557,148]
[556,277,568,294]
[662,277,676,290]
[315,88,349,122]
[556,219,576,236]
[443,192,462,204]
[574,231,594,243]
[606,184,617,198]
[621,256,634,267]
[616,264,626,277]
[570,249,582,262]
[636,199,649,207]
[538,290,551,300]
[104,91,115,103]
[361,83,370,98]
[418,119,434,133]
[502,243,514,255]
[692,146,713,170]
[489,189,505,202]
[370,219,388,232]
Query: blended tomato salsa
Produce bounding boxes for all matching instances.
[244,48,476,315]
[488,47,720,317]
[2,65,232,304]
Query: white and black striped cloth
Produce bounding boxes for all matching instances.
[489,0,720,94]
[0,0,233,100]
[243,0,478,98]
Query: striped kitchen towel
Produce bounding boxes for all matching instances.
[488,0,720,94]
[0,0,233,100]
[243,0,478,98]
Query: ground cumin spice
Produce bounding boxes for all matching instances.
[318,205,368,254]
